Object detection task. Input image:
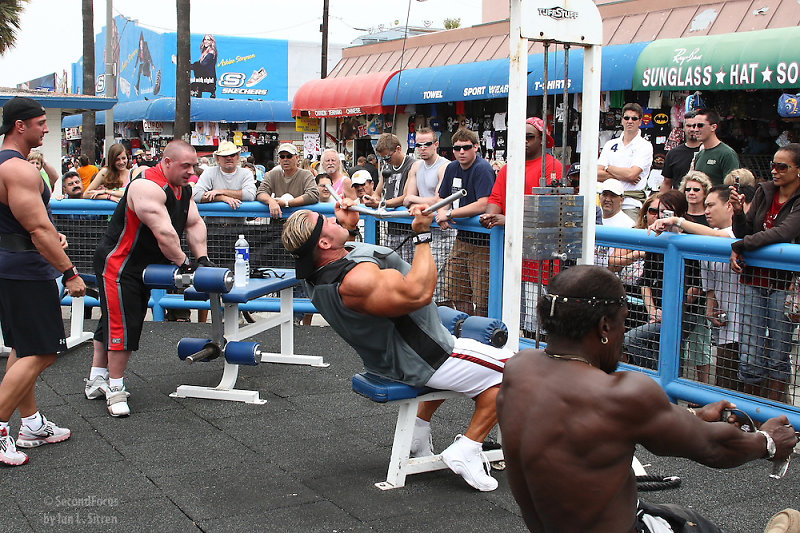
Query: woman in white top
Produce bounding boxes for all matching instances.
[83,144,131,202]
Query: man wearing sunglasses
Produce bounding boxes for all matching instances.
[256,143,318,219]
[403,128,453,303]
[690,109,739,187]
[597,103,653,221]
[660,111,702,192]
[436,128,495,317]
[192,141,257,209]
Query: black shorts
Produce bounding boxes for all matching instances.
[0,278,66,356]
[93,271,149,352]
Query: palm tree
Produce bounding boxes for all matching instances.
[174,0,190,142]
[81,0,96,164]
[0,0,28,55]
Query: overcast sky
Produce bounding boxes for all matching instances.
[0,0,483,87]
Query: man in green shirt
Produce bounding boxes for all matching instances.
[691,109,739,186]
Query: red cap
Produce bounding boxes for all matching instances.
[525,117,554,149]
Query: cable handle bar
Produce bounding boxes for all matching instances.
[324,185,466,220]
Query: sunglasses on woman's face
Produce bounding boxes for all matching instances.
[771,162,794,172]
[686,187,702,192]
[647,207,659,215]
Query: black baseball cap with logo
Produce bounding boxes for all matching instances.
[0,97,46,136]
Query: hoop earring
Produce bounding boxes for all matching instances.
[601,336,608,344]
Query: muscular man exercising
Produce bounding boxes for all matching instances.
[498,265,799,532]
[281,200,509,491]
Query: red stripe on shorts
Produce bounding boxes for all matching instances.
[450,352,505,373]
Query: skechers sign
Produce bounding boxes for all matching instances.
[633,27,800,91]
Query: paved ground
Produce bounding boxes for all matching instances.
[1,319,798,532]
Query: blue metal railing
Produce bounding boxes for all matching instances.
[50,199,800,425]
[597,225,800,427]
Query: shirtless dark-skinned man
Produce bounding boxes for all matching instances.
[498,265,799,533]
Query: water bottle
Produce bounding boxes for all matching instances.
[234,234,249,287]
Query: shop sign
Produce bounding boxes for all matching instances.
[65,127,81,140]
[311,106,363,118]
[633,28,800,91]
[295,116,319,132]
[142,120,163,133]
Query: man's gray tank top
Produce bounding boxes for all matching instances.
[305,242,454,386]
[415,156,449,198]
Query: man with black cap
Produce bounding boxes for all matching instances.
[0,96,86,466]
[256,143,318,218]
[281,201,509,492]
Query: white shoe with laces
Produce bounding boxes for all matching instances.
[16,416,71,448]
[440,434,498,491]
[106,386,130,417]
[0,426,28,466]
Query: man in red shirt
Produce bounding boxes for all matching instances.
[480,117,562,333]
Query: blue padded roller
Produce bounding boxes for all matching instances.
[460,316,508,348]
[438,306,469,336]
[142,264,178,289]
[224,341,260,366]
[177,338,213,361]
[192,267,234,293]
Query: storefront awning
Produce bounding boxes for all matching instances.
[527,42,650,96]
[291,70,399,118]
[382,59,510,105]
[377,43,649,106]
[633,27,800,91]
[62,98,293,128]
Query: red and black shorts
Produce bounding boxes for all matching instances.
[94,272,149,352]
[0,278,66,356]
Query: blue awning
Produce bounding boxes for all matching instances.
[527,41,650,95]
[62,97,293,128]
[382,58,510,105]
[380,42,650,105]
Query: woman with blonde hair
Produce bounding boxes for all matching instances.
[83,144,130,202]
[679,170,712,225]
[723,168,756,188]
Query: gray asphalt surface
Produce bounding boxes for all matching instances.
[1,319,797,532]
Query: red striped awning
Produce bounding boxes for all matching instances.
[291,70,400,118]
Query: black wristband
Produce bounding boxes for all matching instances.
[412,232,432,245]
[62,266,79,281]
[348,228,360,237]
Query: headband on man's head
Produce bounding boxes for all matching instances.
[545,293,626,317]
[290,214,324,279]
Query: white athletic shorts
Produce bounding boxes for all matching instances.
[424,337,510,398]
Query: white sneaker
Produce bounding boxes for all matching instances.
[106,386,130,417]
[16,416,71,448]
[247,67,266,87]
[440,435,498,491]
[84,375,110,400]
[410,424,434,458]
[0,427,28,466]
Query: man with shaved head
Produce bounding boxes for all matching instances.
[83,140,212,418]
[498,265,798,533]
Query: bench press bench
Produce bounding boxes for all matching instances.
[351,308,507,490]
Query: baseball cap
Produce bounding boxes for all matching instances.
[567,163,581,177]
[600,178,624,196]
[351,170,372,185]
[277,143,298,156]
[214,141,241,157]
[0,97,46,136]
[525,117,554,148]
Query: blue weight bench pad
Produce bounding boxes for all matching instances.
[352,372,442,403]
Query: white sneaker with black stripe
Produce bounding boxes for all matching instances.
[0,426,28,466]
[106,386,130,417]
[16,416,71,448]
